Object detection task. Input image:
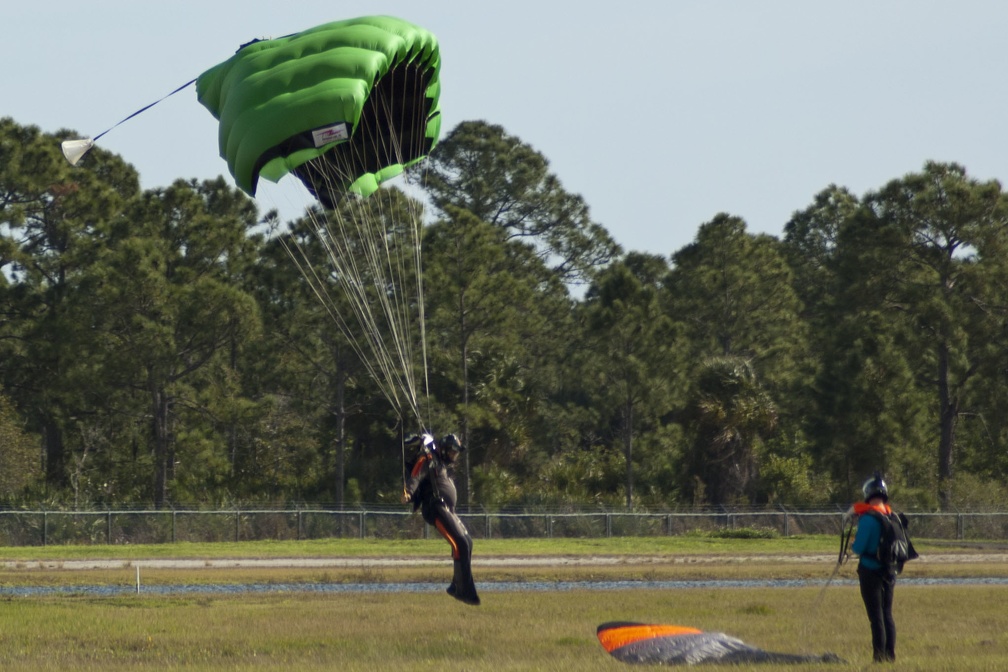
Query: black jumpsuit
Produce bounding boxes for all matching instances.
[404,448,480,605]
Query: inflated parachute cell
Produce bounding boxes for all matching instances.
[196,16,441,205]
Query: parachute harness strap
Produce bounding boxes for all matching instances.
[427,446,443,505]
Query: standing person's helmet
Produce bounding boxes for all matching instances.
[862,472,889,502]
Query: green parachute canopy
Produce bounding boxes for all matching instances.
[196,16,441,204]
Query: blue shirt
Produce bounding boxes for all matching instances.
[852,512,883,571]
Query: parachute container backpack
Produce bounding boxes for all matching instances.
[869,510,917,576]
[195,16,442,205]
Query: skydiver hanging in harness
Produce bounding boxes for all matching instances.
[401,433,480,606]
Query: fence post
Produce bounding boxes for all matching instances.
[360,510,366,539]
[171,510,176,544]
[107,509,112,545]
[297,508,303,541]
[42,511,47,547]
[235,508,240,542]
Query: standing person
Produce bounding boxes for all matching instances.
[401,433,480,605]
[849,472,914,663]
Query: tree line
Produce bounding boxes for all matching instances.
[2,116,1007,512]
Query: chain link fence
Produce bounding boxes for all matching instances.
[1,508,1006,547]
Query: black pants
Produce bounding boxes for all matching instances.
[858,565,896,662]
[421,498,473,565]
[420,497,479,604]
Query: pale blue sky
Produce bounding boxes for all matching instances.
[6,1,1007,256]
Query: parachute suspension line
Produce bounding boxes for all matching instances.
[280,220,421,493]
[290,204,420,426]
[319,195,423,426]
[271,51,438,438]
[400,423,407,488]
[400,60,434,426]
[371,61,433,425]
[807,510,856,649]
[287,80,432,432]
[193,16,444,465]
[351,61,432,429]
[839,514,855,564]
[276,225,408,419]
[274,162,418,423]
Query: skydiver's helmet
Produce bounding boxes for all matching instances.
[439,433,464,463]
[862,472,889,503]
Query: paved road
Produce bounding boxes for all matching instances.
[5,552,1004,571]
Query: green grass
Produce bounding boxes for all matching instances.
[0,536,1005,670]
[0,584,1006,671]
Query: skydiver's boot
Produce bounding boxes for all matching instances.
[449,559,480,606]
[447,560,461,598]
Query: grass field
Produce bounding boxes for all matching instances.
[0,535,1005,670]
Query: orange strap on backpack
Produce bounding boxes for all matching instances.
[852,501,891,517]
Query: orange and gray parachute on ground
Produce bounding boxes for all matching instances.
[596,622,843,665]
[196,15,441,206]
